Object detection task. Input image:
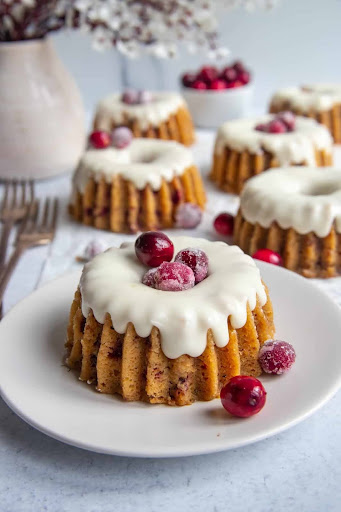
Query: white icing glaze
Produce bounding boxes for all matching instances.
[73,139,194,193]
[79,236,267,359]
[271,85,341,112]
[240,166,341,237]
[214,115,332,166]
[95,92,185,130]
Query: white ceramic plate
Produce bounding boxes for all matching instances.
[1,263,341,458]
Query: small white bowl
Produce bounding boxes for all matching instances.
[182,83,254,129]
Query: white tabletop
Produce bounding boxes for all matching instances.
[0,131,340,512]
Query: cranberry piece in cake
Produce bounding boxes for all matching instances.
[220,375,267,418]
[112,127,133,149]
[252,249,283,266]
[259,340,296,375]
[89,131,111,149]
[213,213,234,236]
[154,261,195,291]
[135,231,174,267]
[175,203,202,229]
[175,248,208,284]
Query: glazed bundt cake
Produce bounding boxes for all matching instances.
[69,138,206,233]
[65,236,275,406]
[270,84,341,143]
[93,91,195,146]
[234,166,341,278]
[210,113,333,194]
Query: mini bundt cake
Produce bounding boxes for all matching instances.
[69,138,206,233]
[234,166,341,278]
[270,85,341,143]
[65,236,275,406]
[93,91,195,146]
[210,113,333,194]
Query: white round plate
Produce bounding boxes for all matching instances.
[1,263,341,458]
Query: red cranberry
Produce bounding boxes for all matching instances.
[220,375,267,418]
[135,231,174,267]
[278,111,296,131]
[221,67,238,83]
[232,60,245,74]
[182,73,196,88]
[121,89,139,105]
[175,203,202,229]
[154,261,195,291]
[226,80,243,89]
[252,248,283,266]
[112,127,133,149]
[174,248,208,284]
[89,131,111,149]
[209,79,227,90]
[213,213,234,236]
[138,90,153,104]
[255,123,268,132]
[142,267,157,288]
[268,119,287,134]
[239,70,251,85]
[259,340,296,375]
[192,80,208,90]
[198,66,218,83]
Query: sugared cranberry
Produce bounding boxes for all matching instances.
[112,127,133,149]
[154,261,195,292]
[239,70,251,85]
[182,73,196,88]
[213,213,234,236]
[198,66,218,83]
[209,79,227,90]
[138,90,153,104]
[121,89,139,105]
[252,248,283,266]
[89,131,111,149]
[83,239,108,261]
[175,203,202,229]
[221,67,238,83]
[135,231,174,267]
[226,80,243,89]
[220,375,267,418]
[175,248,208,284]
[278,111,296,131]
[192,80,207,90]
[259,340,296,375]
[142,267,157,288]
[268,119,287,134]
[255,123,267,132]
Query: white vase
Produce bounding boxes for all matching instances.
[0,38,86,180]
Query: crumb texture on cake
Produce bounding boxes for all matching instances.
[65,236,275,405]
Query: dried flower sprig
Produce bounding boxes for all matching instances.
[0,0,279,58]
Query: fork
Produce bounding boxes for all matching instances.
[0,197,58,319]
[0,180,35,270]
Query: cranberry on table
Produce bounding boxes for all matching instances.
[209,79,227,90]
[121,89,139,105]
[192,80,207,90]
[142,267,158,288]
[154,261,195,291]
[259,340,296,375]
[89,131,111,149]
[112,127,133,149]
[252,248,283,266]
[175,248,208,284]
[175,203,202,229]
[213,213,234,236]
[135,231,174,267]
[220,375,267,418]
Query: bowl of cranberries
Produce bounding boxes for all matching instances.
[181,61,253,128]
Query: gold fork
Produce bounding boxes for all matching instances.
[0,197,58,319]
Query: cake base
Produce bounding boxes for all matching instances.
[234,211,341,278]
[66,287,275,406]
[94,106,195,147]
[210,147,333,195]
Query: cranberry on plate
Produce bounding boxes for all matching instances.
[252,249,283,266]
[220,375,267,418]
[135,231,174,267]
[213,213,234,236]
[259,340,296,375]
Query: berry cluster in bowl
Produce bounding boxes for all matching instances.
[181,61,251,91]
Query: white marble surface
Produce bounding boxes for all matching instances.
[0,132,340,512]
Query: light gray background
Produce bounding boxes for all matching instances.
[52,0,341,114]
